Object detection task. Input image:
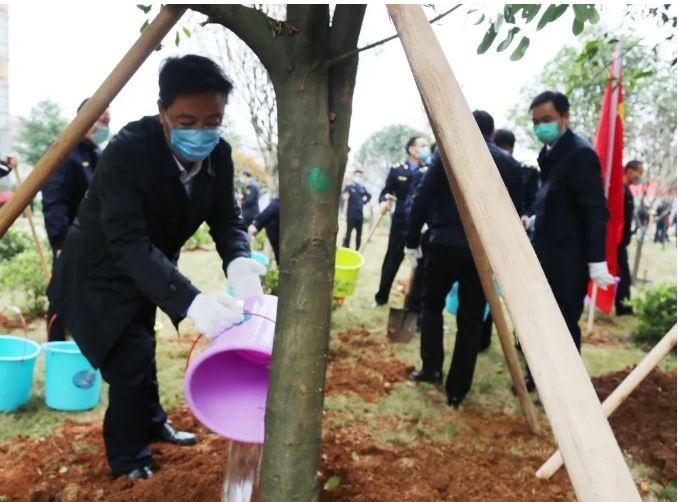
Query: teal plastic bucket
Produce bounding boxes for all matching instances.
[0,336,41,412]
[43,341,101,411]
[445,283,491,320]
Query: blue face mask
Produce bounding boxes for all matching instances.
[166,117,222,162]
[91,126,109,146]
[418,146,431,164]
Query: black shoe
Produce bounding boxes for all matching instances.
[151,423,197,446]
[511,374,536,395]
[447,394,464,408]
[410,369,442,384]
[113,466,154,480]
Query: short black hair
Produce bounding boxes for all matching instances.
[77,98,89,113]
[354,169,364,175]
[242,171,252,178]
[473,110,494,138]
[529,91,570,116]
[494,129,516,149]
[159,55,233,108]
[625,159,643,172]
[406,136,421,155]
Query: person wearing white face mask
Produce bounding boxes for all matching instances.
[42,98,110,342]
[47,55,265,480]
[529,90,613,355]
[341,169,371,250]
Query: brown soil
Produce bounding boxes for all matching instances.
[593,368,677,484]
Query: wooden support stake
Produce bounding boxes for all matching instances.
[0,5,187,239]
[13,168,50,281]
[387,5,639,501]
[536,324,677,479]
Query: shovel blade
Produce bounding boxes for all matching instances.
[387,308,418,343]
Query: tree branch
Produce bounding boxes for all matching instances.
[325,4,461,68]
[192,4,289,75]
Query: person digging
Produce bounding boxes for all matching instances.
[47,55,265,480]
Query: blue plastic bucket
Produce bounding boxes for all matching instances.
[0,336,41,412]
[227,252,270,296]
[43,341,101,411]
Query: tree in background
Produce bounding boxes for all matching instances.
[351,123,429,195]
[16,100,67,167]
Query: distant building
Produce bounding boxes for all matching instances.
[0,6,8,154]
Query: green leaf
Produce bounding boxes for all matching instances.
[503,5,516,23]
[139,19,149,33]
[183,27,192,38]
[175,31,180,47]
[136,4,151,14]
[632,70,654,79]
[493,14,504,32]
[510,36,530,61]
[537,4,569,31]
[572,18,585,36]
[473,14,485,25]
[521,4,541,23]
[323,476,341,491]
[589,6,600,23]
[497,27,521,52]
[477,24,498,54]
[351,451,359,461]
[58,466,68,474]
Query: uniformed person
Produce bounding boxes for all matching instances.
[47,55,265,480]
[341,169,371,250]
[248,196,280,264]
[406,111,523,407]
[240,170,260,227]
[42,100,110,341]
[373,136,430,306]
[530,90,614,355]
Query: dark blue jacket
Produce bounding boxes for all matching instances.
[241,180,260,220]
[522,165,540,216]
[41,140,100,251]
[380,159,422,235]
[407,140,524,249]
[253,197,280,262]
[343,182,371,220]
[533,128,607,279]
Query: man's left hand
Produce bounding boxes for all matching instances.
[404,246,423,268]
[588,261,615,289]
[227,256,266,299]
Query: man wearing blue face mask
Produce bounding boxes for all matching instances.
[529,90,613,360]
[42,99,110,342]
[374,136,430,307]
[47,55,263,480]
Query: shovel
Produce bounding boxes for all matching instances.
[358,194,396,254]
[387,265,419,343]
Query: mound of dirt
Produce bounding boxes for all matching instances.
[593,368,676,484]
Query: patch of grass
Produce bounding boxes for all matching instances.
[376,383,442,421]
[628,455,676,501]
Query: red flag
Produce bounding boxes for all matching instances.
[587,44,624,314]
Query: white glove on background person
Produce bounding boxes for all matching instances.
[227,256,266,299]
[187,293,243,339]
[404,247,423,268]
[588,261,615,289]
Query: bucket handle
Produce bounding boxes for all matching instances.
[2,305,29,360]
[184,310,276,373]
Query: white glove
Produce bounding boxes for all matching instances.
[588,261,615,289]
[227,256,266,299]
[404,246,423,268]
[187,293,243,339]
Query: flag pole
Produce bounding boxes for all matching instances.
[587,41,622,334]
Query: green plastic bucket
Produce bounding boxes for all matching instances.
[334,247,364,299]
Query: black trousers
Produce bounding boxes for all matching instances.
[99,302,167,475]
[375,230,406,305]
[546,268,588,352]
[615,244,633,315]
[342,217,363,250]
[47,250,65,342]
[420,244,485,399]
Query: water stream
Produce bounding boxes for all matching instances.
[222,441,263,502]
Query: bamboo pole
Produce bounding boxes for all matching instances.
[536,324,677,479]
[13,168,50,281]
[387,5,639,501]
[0,5,187,239]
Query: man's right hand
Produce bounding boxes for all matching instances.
[186,293,243,339]
[379,201,391,215]
[247,224,258,237]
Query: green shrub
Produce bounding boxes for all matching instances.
[0,229,32,261]
[263,267,279,295]
[252,229,267,252]
[631,283,677,348]
[183,223,214,250]
[0,249,49,318]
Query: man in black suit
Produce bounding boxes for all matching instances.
[249,196,280,264]
[406,111,523,407]
[48,55,265,480]
[240,170,260,226]
[530,91,614,353]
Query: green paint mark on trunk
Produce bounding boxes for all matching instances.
[308,166,330,194]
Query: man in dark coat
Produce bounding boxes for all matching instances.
[494,128,540,218]
[616,160,643,315]
[341,169,371,250]
[248,196,280,264]
[374,136,430,306]
[406,111,524,407]
[48,55,265,480]
[530,91,614,355]
[42,100,110,341]
[239,171,260,226]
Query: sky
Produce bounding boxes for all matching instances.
[7,2,649,168]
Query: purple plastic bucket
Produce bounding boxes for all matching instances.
[184,294,277,444]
